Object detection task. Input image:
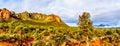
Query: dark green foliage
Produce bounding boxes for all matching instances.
[116,29,120,35]
[50,34,66,44]
[106,31,112,35]
[78,12,93,31]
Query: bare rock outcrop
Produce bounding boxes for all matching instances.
[44,14,62,23]
[0,8,11,20]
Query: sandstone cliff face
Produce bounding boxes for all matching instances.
[44,14,62,23]
[0,8,63,23]
[16,12,62,23]
[0,8,67,26]
[0,8,11,20]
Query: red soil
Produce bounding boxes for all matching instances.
[0,42,16,46]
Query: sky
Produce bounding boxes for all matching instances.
[0,0,120,27]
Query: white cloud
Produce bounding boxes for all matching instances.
[116,21,120,27]
[66,23,78,27]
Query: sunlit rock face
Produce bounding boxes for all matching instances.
[0,8,11,20]
[45,14,62,23]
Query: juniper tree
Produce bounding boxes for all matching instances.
[78,12,93,46]
[78,12,93,31]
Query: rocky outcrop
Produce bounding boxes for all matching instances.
[16,12,47,20]
[0,8,63,23]
[30,13,47,20]
[0,8,67,26]
[44,14,62,23]
[0,8,11,20]
[18,11,31,20]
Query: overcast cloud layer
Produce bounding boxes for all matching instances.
[0,0,120,26]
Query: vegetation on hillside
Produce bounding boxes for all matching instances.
[0,8,120,46]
